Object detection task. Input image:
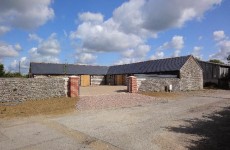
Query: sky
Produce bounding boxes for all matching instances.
[0,0,230,74]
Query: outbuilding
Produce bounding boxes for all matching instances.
[29,55,204,91]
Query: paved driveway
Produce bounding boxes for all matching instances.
[1,90,230,150]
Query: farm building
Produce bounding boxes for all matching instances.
[30,63,109,86]
[198,60,230,88]
[29,55,204,90]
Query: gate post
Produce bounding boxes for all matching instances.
[128,76,137,93]
[69,76,80,97]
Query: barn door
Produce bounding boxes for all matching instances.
[81,75,90,86]
[115,75,124,85]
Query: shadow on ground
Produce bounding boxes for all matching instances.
[115,89,128,93]
[166,106,230,150]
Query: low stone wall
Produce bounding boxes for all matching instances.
[91,75,106,85]
[138,78,180,92]
[137,77,146,88]
[0,78,66,103]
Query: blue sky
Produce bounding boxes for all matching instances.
[0,0,230,74]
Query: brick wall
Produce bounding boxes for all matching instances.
[128,76,137,93]
[180,57,203,91]
[0,78,66,103]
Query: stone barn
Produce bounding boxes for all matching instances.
[107,55,203,91]
[29,63,109,86]
[29,55,203,91]
[198,60,230,88]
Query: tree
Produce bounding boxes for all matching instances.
[0,64,5,77]
[209,59,224,64]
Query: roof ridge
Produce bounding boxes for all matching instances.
[30,62,109,67]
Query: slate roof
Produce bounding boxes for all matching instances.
[30,63,109,75]
[107,55,191,75]
[30,55,193,75]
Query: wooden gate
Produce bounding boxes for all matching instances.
[115,75,125,85]
[81,75,90,86]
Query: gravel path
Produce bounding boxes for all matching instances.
[77,89,230,111]
[77,93,163,110]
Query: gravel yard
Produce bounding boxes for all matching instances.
[77,93,164,110]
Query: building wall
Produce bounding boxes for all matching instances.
[91,75,106,85]
[180,57,203,90]
[138,78,180,92]
[106,75,115,85]
[0,78,66,103]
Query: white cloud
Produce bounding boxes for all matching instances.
[79,12,104,23]
[213,30,227,41]
[0,42,20,59]
[0,0,54,33]
[28,33,42,43]
[142,0,221,31]
[29,47,60,63]
[75,53,97,64]
[192,46,203,59]
[70,0,220,64]
[0,26,10,35]
[210,40,230,62]
[37,33,60,56]
[28,33,61,63]
[151,35,184,59]
[210,30,230,62]
[8,57,29,73]
[150,51,165,60]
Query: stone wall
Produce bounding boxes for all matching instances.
[180,57,203,91]
[0,78,66,103]
[138,78,180,92]
[137,77,146,88]
[91,75,106,85]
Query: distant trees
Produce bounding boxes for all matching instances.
[0,63,27,78]
[227,55,230,63]
[209,59,224,64]
[0,64,5,77]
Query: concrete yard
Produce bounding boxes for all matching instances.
[0,89,230,150]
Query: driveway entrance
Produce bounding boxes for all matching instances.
[79,85,127,96]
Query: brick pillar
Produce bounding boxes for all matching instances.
[69,76,80,97]
[128,76,137,93]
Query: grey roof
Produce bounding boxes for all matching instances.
[198,60,230,68]
[30,63,109,75]
[107,55,191,74]
[30,55,193,75]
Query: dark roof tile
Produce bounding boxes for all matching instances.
[107,55,191,74]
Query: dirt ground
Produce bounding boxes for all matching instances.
[0,89,230,150]
[0,97,77,118]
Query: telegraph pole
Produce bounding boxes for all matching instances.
[19,60,21,74]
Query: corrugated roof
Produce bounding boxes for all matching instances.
[198,60,230,68]
[107,55,191,74]
[30,63,109,75]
